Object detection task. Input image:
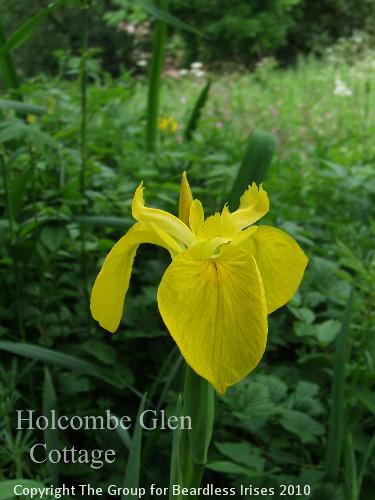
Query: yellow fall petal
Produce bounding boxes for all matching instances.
[178,172,193,225]
[157,244,268,394]
[235,225,308,314]
[132,182,194,247]
[231,183,269,229]
[90,222,180,333]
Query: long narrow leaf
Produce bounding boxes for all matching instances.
[0,99,47,115]
[345,433,358,500]
[0,0,69,58]
[43,367,59,485]
[227,128,277,209]
[139,0,203,36]
[146,0,168,152]
[183,79,211,142]
[0,341,127,389]
[325,289,355,481]
[0,21,19,91]
[169,395,183,500]
[7,166,33,222]
[122,393,148,500]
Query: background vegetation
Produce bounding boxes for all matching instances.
[0,1,374,499]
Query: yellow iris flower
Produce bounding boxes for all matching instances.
[159,116,178,133]
[90,173,308,394]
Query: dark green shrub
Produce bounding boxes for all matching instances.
[170,0,302,65]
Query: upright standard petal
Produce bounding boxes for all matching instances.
[235,225,308,314]
[90,222,181,333]
[132,183,194,247]
[157,244,268,394]
[178,172,193,225]
[231,183,269,229]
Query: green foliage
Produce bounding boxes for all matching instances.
[0,42,374,498]
[171,0,301,64]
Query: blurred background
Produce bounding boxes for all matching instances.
[0,1,374,499]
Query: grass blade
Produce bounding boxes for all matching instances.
[43,367,59,485]
[183,79,211,142]
[139,0,203,36]
[6,166,33,222]
[227,128,277,209]
[345,433,358,500]
[169,395,183,499]
[0,21,19,91]
[325,289,355,481]
[122,393,147,500]
[357,433,375,496]
[146,0,169,152]
[0,0,70,59]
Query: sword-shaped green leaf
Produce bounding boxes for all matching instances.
[122,393,147,499]
[184,79,211,142]
[227,128,277,209]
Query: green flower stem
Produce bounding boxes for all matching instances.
[175,365,215,498]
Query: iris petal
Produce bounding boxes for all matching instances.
[132,183,194,247]
[231,183,269,229]
[235,225,308,314]
[90,222,178,333]
[157,244,268,394]
[178,172,193,225]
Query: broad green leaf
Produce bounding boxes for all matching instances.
[280,410,324,443]
[227,128,277,209]
[294,319,341,344]
[0,122,58,148]
[354,388,375,415]
[215,442,265,472]
[40,226,67,252]
[122,393,147,500]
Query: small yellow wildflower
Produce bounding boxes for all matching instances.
[27,114,37,124]
[159,116,178,133]
[90,173,308,394]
